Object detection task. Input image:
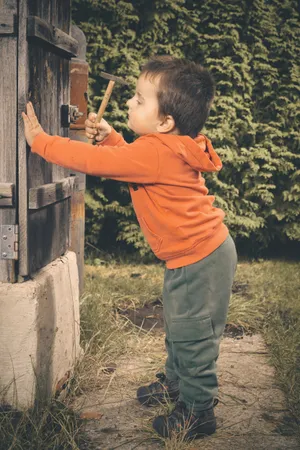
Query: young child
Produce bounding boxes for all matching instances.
[22,56,237,441]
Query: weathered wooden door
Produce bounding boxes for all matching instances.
[0,0,18,283]
[0,0,86,284]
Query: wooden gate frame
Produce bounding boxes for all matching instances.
[0,1,86,287]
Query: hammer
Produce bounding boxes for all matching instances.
[88,71,127,144]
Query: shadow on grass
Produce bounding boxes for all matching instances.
[0,401,94,450]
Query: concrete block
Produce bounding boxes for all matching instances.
[0,251,81,409]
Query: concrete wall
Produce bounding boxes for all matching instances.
[0,251,80,409]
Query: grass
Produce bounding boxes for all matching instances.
[0,401,83,450]
[75,258,300,448]
[236,261,300,433]
[1,257,299,449]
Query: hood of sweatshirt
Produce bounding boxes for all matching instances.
[154,133,222,173]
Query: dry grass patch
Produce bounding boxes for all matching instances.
[84,263,164,310]
[76,259,300,447]
[0,401,83,450]
[232,260,300,438]
[1,258,299,449]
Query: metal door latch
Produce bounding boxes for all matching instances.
[61,104,84,127]
[0,225,19,260]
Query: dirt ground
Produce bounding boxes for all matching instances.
[73,305,299,450]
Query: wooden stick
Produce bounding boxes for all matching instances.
[88,80,115,144]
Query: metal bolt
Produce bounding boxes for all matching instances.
[3,235,7,240]
[2,252,7,258]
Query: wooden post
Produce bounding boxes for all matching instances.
[18,0,29,278]
[69,25,88,294]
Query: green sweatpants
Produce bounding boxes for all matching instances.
[163,235,237,412]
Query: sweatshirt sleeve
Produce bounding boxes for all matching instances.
[31,132,159,184]
[97,128,127,147]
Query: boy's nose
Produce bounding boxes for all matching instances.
[126,98,133,108]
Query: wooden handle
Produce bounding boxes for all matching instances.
[88,80,115,144]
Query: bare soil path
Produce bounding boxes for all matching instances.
[74,330,299,450]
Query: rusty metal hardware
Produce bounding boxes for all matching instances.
[61,104,84,128]
[70,59,89,130]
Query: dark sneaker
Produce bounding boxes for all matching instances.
[152,400,217,440]
[137,372,179,406]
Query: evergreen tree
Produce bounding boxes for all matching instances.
[72,0,300,257]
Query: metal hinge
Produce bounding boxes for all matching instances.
[0,225,19,260]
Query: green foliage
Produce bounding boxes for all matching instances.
[72,0,300,257]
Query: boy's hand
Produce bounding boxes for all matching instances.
[85,113,111,142]
[22,102,44,147]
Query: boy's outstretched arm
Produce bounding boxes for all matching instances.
[22,102,159,184]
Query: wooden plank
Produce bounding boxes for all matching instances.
[0,183,14,197]
[0,12,16,34]
[26,38,63,273]
[17,0,29,277]
[0,183,14,206]
[69,25,87,294]
[51,52,69,181]
[0,0,17,35]
[28,200,70,274]
[56,0,71,34]
[29,176,75,210]
[27,0,50,26]
[0,34,17,282]
[0,198,14,207]
[27,45,52,189]
[69,139,86,295]
[25,0,75,276]
[0,0,18,9]
[27,15,78,57]
[69,190,85,293]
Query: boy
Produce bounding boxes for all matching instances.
[22,56,237,441]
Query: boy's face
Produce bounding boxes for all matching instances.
[126,74,162,135]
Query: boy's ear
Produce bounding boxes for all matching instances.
[157,115,176,133]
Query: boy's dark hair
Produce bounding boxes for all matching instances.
[141,56,215,138]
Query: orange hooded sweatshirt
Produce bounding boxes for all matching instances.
[32,129,228,269]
